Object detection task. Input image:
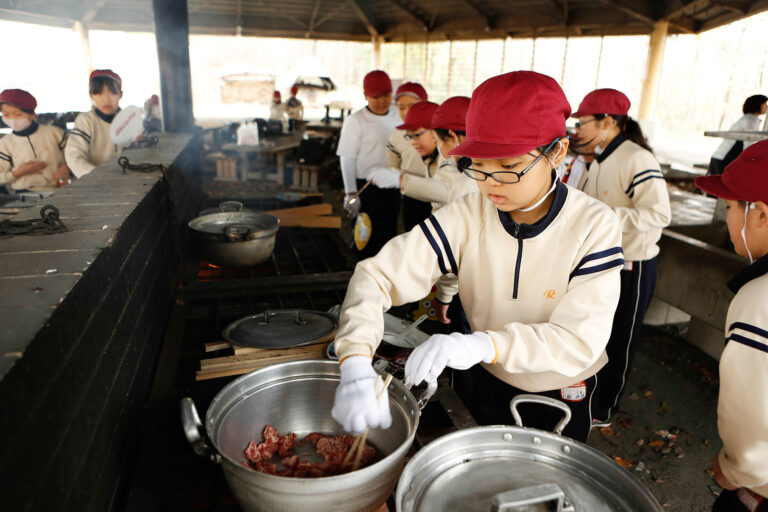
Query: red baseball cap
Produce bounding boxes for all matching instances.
[363,70,392,98]
[89,69,122,88]
[0,89,37,112]
[273,90,281,99]
[572,88,630,118]
[449,71,571,159]
[426,96,470,131]
[696,139,768,203]
[395,82,428,102]
[397,101,439,131]
[290,85,299,96]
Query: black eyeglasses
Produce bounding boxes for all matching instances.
[574,118,597,130]
[404,130,427,141]
[459,138,560,184]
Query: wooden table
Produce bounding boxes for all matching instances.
[704,130,768,142]
[222,134,302,184]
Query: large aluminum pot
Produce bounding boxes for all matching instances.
[188,201,279,267]
[396,395,663,512]
[181,359,435,512]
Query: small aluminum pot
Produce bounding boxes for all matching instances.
[181,359,435,512]
[188,201,279,267]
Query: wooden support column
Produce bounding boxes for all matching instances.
[638,21,669,120]
[73,21,93,74]
[152,0,195,132]
[373,35,383,69]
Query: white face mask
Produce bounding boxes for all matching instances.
[742,202,755,264]
[5,117,32,132]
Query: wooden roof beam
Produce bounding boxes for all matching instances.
[350,0,381,37]
[252,0,308,29]
[305,0,323,37]
[312,1,355,31]
[712,0,749,13]
[548,0,569,25]
[598,0,655,26]
[82,0,109,25]
[388,0,434,31]
[461,0,496,30]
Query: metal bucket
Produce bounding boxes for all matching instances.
[396,395,663,512]
[182,360,435,512]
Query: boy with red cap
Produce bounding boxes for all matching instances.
[336,70,401,258]
[0,89,70,191]
[696,142,768,512]
[269,90,287,126]
[285,86,304,131]
[571,88,672,427]
[331,71,623,442]
[65,69,124,178]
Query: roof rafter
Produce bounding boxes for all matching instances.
[82,0,108,24]
[305,0,322,37]
[312,0,353,31]
[349,0,380,37]
[388,0,435,31]
[461,0,496,30]
[548,0,569,24]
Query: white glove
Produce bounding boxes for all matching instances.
[332,356,392,433]
[405,332,496,386]
[343,193,361,216]
[368,167,401,189]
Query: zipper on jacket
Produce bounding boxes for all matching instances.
[513,225,522,300]
[26,137,37,159]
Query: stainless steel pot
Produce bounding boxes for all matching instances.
[188,201,279,267]
[181,359,436,512]
[396,395,663,512]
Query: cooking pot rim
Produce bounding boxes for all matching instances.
[201,360,420,481]
[188,211,279,237]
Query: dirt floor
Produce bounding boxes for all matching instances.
[587,325,722,511]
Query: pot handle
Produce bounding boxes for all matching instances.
[415,380,437,411]
[509,394,572,435]
[180,397,221,464]
[219,200,244,212]
[490,483,574,512]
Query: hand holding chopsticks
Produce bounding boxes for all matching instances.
[342,373,393,471]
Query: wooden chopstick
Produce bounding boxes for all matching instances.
[342,374,393,471]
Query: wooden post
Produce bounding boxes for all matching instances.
[500,37,507,73]
[561,36,569,84]
[402,40,407,80]
[472,39,479,89]
[595,35,604,88]
[373,35,382,69]
[152,0,195,132]
[73,21,93,73]
[638,21,669,120]
[447,40,453,96]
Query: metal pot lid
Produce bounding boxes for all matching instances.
[223,309,337,348]
[397,397,662,512]
[188,211,279,238]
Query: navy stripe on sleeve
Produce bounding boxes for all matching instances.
[0,151,11,163]
[627,174,665,197]
[624,169,663,193]
[386,143,400,157]
[569,258,624,280]
[574,246,623,269]
[419,222,448,275]
[70,129,91,143]
[727,333,768,354]
[428,216,457,275]
[729,322,768,341]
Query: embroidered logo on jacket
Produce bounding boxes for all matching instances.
[543,289,556,299]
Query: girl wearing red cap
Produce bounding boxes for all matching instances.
[382,82,433,229]
[65,69,124,178]
[0,89,70,191]
[336,70,400,258]
[571,88,672,427]
[332,71,623,442]
[696,141,768,511]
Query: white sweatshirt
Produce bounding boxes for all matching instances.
[336,180,624,392]
[65,109,119,178]
[717,255,768,498]
[0,123,66,191]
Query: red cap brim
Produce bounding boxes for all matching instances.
[570,110,592,118]
[448,139,540,159]
[397,122,422,131]
[695,175,744,201]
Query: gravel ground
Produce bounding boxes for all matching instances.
[586,325,722,511]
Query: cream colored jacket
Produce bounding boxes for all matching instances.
[0,123,66,191]
[65,109,119,178]
[717,256,768,497]
[336,181,624,392]
[386,129,426,178]
[577,135,671,261]
[401,157,478,211]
